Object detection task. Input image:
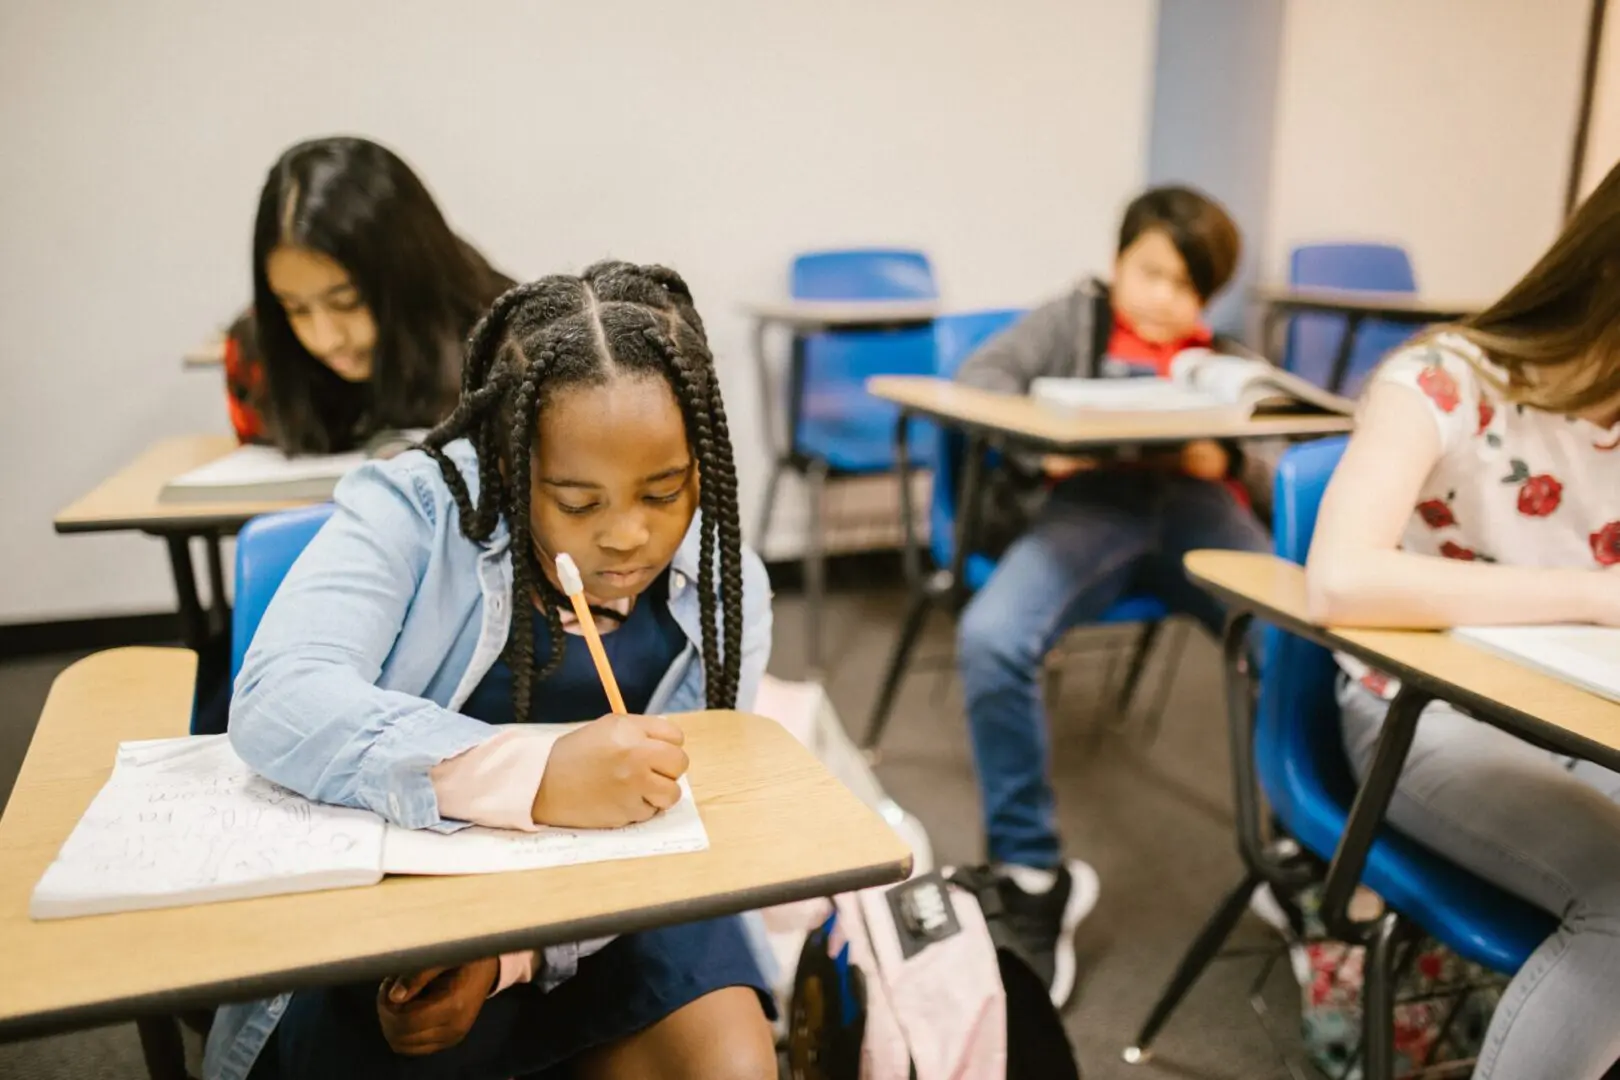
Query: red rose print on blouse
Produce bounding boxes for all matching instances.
[1416,363,1460,413]
[1416,498,1455,529]
[1499,459,1563,517]
[1517,476,1563,517]
[1476,400,1495,434]
[1439,541,1478,561]
[1592,522,1620,566]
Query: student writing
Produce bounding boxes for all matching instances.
[207,262,775,1080]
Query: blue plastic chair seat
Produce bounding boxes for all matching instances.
[1264,438,1555,974]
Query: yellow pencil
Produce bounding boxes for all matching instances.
[554,553,628,715]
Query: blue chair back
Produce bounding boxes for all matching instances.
[1260,438,1552,970]
[789,249,939,472]
[929,310,1026,586]
[228,503,336,685]
[791,249,938,301]
[1285,242,1418,395]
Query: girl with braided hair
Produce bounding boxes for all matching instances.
[212,261,775,1080]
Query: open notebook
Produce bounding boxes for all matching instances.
[1451,625,1620,705]
[31,733,708,920]
[158,429,428,503]
[1032,349,1353,419]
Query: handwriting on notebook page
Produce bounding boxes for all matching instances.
[30,736,385,919]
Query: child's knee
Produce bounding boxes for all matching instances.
[684,1010,776,1080]
[958,597,1031,673]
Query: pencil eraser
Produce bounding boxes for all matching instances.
[554,553,583,596]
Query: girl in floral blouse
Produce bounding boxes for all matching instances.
[1306,158,1620,1079]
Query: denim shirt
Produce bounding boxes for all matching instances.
[204,439,773,1080]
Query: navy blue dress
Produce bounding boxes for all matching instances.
[251,572,771,1079]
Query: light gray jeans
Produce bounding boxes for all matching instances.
[1339,680,1620,1079]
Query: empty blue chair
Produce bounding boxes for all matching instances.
[210,503,337,731]
[1286,242,1418,396]
[1125,436,1553,1078]
[862,310,1180,749]
[757,249,939,673]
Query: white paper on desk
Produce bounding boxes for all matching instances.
[30,735,386,920]
[381,778,709,876]
[1452,624,1620,704]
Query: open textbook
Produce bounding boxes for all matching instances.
[1032,349,1353,418]
[1451,624,1620,705]
[31,733,708,920]
[158,429,429,503]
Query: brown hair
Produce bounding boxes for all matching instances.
[1118,185,1242,301]
[1428,157,1620,414]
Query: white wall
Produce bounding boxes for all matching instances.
[1580,4,1620,199]
[1265,0,1588,300]
[0,0,1157,622]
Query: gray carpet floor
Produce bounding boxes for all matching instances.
[0,583,1310,1080]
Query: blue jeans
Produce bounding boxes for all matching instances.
[957,469,1269,867]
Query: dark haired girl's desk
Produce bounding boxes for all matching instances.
[55,435,311,650]
[0,647,911,1047]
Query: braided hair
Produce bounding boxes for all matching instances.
[420,261,745,722]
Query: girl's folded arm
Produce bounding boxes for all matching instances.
[229,462,502,829]
[1307,379,1610,630]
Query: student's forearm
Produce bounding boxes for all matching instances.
[1306,549,1617,629]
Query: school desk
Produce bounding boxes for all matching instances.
[858,374,1354,745]
[0,647,912,1047]
[1186,549,1620,774]
[1184,548,1620,966]
[182,336,226,370]
[1251,285,1486,394]
[740,298,940,483]
[54,435,311,651]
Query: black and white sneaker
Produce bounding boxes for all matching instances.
[995,859,1101,1009]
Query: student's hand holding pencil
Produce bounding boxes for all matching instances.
[530,714,689,829]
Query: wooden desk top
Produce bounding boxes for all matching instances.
[54,435,312,536]
[1184,550,1620,771]
[182,337,226,369]
[866,376,1353,451]
[0,649,910,1039]
[1251,285,1484,322]
[740,298,941,328]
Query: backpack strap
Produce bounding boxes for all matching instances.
[1075,277,1113,379]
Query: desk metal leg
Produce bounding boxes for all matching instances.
[893,411,920,587]
[1326,313,1366,395]
[803,459,829,677]
[205,533,228,637]
[135,1015,188,1080]
[165,535,209,652]
[1320,686,1429,942]
[862,588,935,750]
[949,435,987,608]
[1362,911,1407,1080]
